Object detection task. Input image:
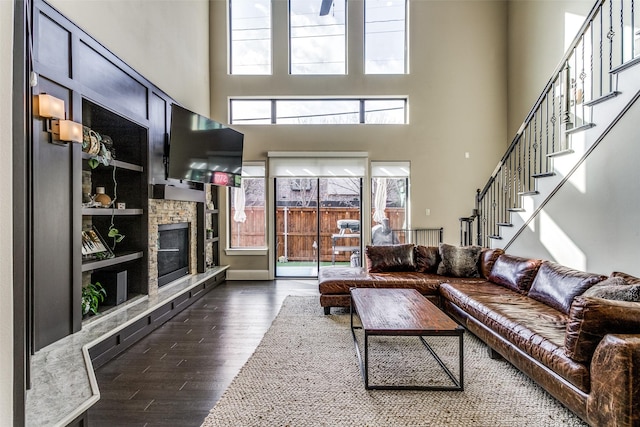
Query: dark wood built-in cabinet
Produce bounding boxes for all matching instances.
[198,185,220,272]
[29,0,223,352]
[81,99,149,298]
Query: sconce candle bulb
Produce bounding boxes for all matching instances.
[36,93,83,144]
[56,120,83,143]
[36,93,65,119]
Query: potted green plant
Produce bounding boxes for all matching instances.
[82,282,107,316]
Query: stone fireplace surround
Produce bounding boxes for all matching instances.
[148,199,199,297]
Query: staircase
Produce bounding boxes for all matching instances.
[474,0,640,255]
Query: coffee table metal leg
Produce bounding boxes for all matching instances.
[417,333,464,391]
[359,333,464,391]
[364,332,369,389]
[350,295,367,386]
[459,332,464,391]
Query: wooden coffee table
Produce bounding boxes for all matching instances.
[350,288,464,390]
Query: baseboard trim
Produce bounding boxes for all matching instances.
[226,270,271,281]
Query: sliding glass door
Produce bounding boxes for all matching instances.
[275,177,362,278]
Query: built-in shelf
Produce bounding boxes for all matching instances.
[81,152,144,172]
[82,251,144,272]
[198,186,219,273]
[82,208,143,216]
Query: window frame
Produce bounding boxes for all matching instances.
[229,97,408,125]
[228,0,273,75]
[364,0,409,75]
[226,162,268,255]
[288,0,347,75]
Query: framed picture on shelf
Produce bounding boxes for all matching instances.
[82,226,114,260]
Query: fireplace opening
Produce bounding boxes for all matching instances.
[157,222,190,287]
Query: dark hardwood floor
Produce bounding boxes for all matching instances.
[88,279,319,426]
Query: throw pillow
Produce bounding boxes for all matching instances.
[565,296,640,363]
[610,271,640,285]
[414,245,440,273]
[527,261,607,314]
[365,244,416,273]
[582,276,640,301]
[488,254,542,294]
[436,244,483,278]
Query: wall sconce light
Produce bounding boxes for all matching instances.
[36,93,83,144]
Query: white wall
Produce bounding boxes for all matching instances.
[48,0,211,115]
[210,0,509,270]
[507,0,594,137]
[507,95,640,276]
[0,0,14,421]
[506,0,640,276]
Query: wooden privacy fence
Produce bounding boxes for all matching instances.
[275,207,365,262]
[230,207,442,262]
[229,206,267,248]
[230,206,442,262]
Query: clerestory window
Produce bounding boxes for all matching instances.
[228,0,408,76]
[364,0,408,74]
[229,0,272,74]
[229,98,407,124]
[289,0,347,75]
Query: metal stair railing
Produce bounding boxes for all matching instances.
[475,0,640,247]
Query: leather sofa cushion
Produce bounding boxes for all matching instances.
[528,261,607,314]
[437,244,483,277]
[564,296,640,363]
[317,267,442,295]
[479,248,504,279]
[488,254,542,294]
[414,245,440,273]
[440,281,590,391]
[365,243,416,272]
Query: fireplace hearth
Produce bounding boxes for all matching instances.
[157,222,190,287]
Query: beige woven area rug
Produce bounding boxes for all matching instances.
[201,296,587,427]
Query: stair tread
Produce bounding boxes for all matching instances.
[518,190,539,196]
[497,223,513,227]
[488,235,503,240]
[585,91,621,106]
[507,208,526,212]
[532,172,555,178]
[566,123,595,135]
[547,149,575,158]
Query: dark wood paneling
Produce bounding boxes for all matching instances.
[77,41,148,120]
[149,92,168,185]
[33,77,76,351]
[37,13,71,79]
[14,1,29,424]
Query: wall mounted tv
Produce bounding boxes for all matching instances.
[168,104,244,188]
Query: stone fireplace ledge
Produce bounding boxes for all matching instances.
[25,266,229,427]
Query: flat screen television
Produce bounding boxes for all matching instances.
[168,104,244,188]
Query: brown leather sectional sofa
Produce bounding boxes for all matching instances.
[318,244,640,426]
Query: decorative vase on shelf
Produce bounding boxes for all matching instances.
[94,187,112,207]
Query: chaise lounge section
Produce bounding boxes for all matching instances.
[318,243,640,426]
